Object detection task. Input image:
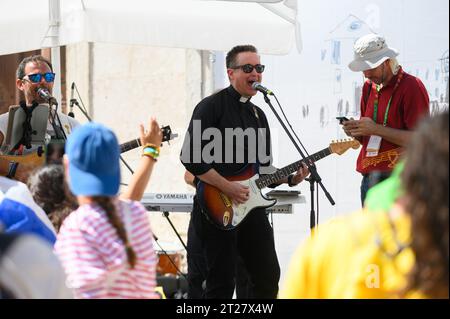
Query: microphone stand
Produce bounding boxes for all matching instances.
[70,87,135,175]
[262,93,335,230]
[43,96,66,141]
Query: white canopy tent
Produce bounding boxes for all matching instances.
[0,0,301,102]
[0,0,301,55]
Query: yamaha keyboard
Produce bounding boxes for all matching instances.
[141,191,306,214]
[141,193,195,212]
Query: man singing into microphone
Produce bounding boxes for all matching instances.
[181,45,309,299]
[0,55,79,148]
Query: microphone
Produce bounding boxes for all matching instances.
[251,82,274,96]
[68,82,75,117]
[36,87,58,105]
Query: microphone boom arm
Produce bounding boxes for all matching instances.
[261,92,335,229]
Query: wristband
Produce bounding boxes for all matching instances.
[143,143,160,153]
[142,146,159,161]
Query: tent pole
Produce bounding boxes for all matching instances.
[48,0,62,105]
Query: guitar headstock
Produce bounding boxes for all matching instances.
[161,125,178,143]
[329,138,360,155]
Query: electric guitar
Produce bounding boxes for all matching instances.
[196,139,360,230]
[0,125,177,182]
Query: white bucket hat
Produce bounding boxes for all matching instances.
[348,34,399,72]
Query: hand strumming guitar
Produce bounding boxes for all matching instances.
[222,181,250,205]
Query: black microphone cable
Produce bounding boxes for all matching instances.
[68,82,75,118]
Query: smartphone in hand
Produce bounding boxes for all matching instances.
[336,116,350,125]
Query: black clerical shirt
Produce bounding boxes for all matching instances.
[181,85,272,177]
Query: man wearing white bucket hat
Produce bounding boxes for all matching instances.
[342,34,429,205]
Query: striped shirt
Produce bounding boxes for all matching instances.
[54,200,158,299]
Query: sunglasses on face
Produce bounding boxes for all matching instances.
[24,72,56,83]
[231,64,265,74]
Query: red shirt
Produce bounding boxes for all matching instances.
[356,68,429,174]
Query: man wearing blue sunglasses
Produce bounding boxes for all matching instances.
[0,55,79,149]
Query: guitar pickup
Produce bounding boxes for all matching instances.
[219,192,232,208]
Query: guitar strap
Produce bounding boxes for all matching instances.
[6,102,38,178]
[252,105,262,128]
[12,102,38,152]
[250,105,264,175]
[252,105,273,178]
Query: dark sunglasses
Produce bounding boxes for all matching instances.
[25,72,56,83]
[231,64,265,74]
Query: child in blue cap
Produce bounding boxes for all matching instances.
[55,122,161,299]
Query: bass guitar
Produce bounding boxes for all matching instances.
[196,139,360,230]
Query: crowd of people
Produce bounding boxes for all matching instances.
[0,33,448,299]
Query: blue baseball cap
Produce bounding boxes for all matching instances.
[65,122,121,196]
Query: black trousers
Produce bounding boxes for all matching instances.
[187,199,280,299]
[187,220,253,298]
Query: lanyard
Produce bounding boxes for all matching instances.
[372,68,404,126]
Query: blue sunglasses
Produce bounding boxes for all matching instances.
[25,72,56,83]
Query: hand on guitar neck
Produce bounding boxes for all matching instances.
[288,162,310,186]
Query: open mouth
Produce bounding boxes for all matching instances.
[248,80,257,88]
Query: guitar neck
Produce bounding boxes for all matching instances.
[118,125,174,154]
[120,138,141,153]
[256,147,332,189]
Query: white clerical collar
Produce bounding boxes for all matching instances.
[239,96,250,103]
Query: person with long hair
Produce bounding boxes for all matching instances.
[54,122,160,298]
[399,112,448,298]
[27,164,77,232]
[281,111,448,299]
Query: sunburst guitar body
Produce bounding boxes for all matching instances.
[196,139,360,230]
[197,164,276,230]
